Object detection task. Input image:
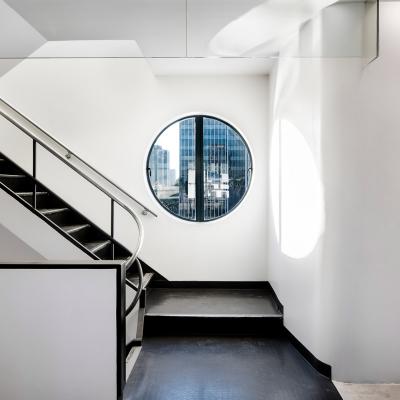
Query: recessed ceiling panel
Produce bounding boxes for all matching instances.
[4,0,187,57]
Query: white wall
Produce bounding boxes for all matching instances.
[269,1,400,383]
[268,53,323,368]
[0,188,91,261]
[0,60,270,281]
[0,223,45,261]
[0,264,120,400]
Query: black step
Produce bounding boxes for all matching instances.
[0,158,25,174]
[144,287,283,336]
[16,191,47,197]
[62,224,90,235]
[39,206,85,226]
[113,244,131,260]
[86,240,111,253]
[39,207,69,216]
[85,240,112,259]
[16,191,47,206]
[0,174,32,192]
[0,173,25,178]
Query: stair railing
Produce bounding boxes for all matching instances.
[0,97,156,317]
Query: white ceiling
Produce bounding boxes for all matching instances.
[1,0,375,75]
[4,0,264,57]
[4,0,274,74]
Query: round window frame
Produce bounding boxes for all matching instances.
[146,115,253,222]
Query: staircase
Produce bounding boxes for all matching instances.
[0,148,285,392]
[0,149,156,326]
[0,152,131,260]
[0,100,340,400]
[0,148,284,372]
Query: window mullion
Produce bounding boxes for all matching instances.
[195,116,204,221]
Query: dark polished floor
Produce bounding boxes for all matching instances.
[124,336,342,400]
[146,288,281,317]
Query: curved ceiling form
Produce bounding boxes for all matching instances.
[209,0,338,57]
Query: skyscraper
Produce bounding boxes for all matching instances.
[179,118,196,220]
[148,144,171,191]
[179,117,251,220]
[203,117,251,220]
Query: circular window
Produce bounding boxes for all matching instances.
[147,116,252,222]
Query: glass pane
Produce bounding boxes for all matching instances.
[148,117,196,220]
[203,117,251,220]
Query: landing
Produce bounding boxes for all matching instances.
[146,287,281,317]
[124,336,342,400]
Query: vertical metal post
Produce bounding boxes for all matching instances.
[111,199,115,260]
[32,140,37,209]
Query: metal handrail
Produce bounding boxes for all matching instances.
[0,97,150,321]
[125,259,143,317]
[0,97,158,218]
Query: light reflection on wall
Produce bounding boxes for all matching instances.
[271,119,324,259]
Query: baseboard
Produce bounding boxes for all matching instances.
[284,327,332,379]
[265,282,284,314]
[149,280,272,289]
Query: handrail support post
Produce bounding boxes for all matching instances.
[111,199,115,260]
[32,140,37,209]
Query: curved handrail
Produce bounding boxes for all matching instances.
[125,259,144,317]
[0,97,158,217]
[0,97,149,316]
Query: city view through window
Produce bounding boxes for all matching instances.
[147,116,252,221]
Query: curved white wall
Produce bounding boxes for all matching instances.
[269,1,400,383]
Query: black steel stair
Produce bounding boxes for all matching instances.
[0,151,159,354]
[62,223,90,235]
[0,152,136,263]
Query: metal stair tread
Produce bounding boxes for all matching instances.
[62,224,90,234]
[0,173,25,178]
[39,207,69,215]
[16,191,47,196]
[85,240,111,253]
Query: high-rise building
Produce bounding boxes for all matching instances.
[148,144,171,192]
[179,118,196,220]
[179,117,251,220]
[148,144,181,215]
[203,117,251,220]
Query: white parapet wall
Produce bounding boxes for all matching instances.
[0,261,126,400]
